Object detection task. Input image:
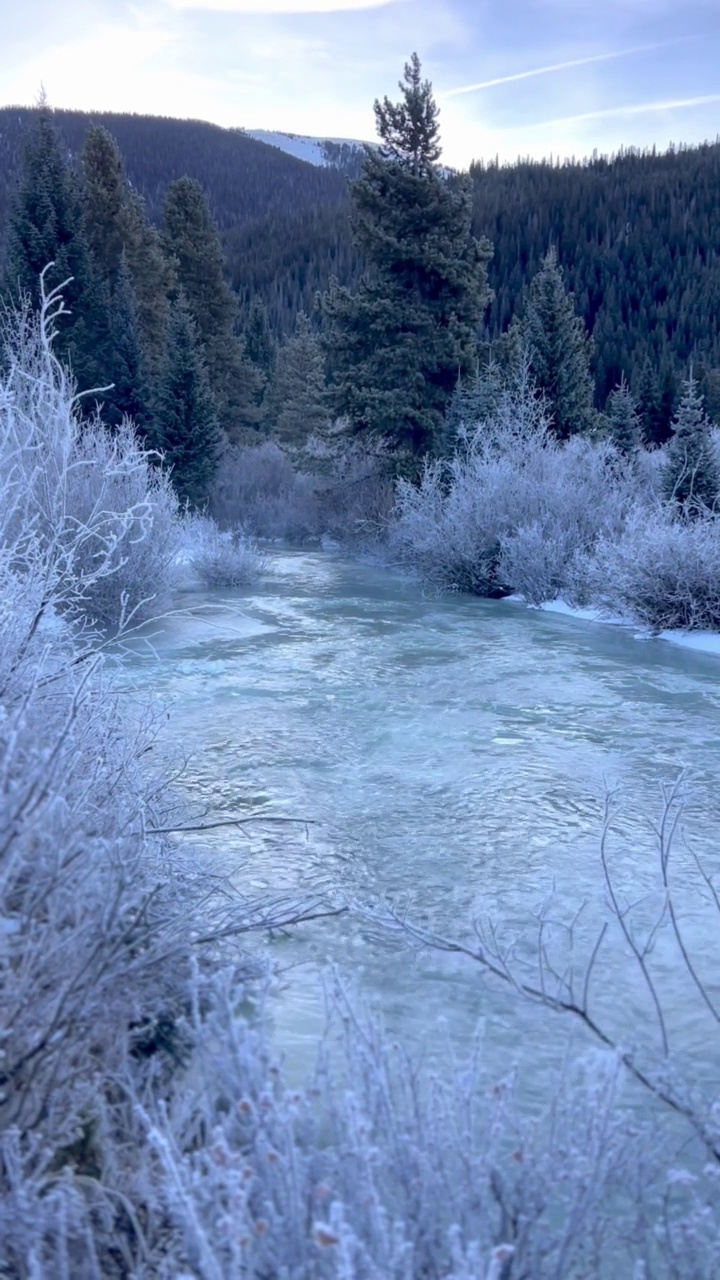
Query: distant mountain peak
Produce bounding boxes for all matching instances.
[242,130,371,176]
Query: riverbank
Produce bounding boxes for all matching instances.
[507,594,720,659]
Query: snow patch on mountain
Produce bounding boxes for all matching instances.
[243,129,370,171]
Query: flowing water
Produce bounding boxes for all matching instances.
[124,550,720,1102]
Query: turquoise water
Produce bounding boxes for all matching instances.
[124,551,720,1100]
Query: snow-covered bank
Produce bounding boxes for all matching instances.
[506,595,720,658]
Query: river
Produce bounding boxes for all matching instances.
[124,550,720,1108]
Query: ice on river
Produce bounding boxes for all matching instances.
[122,552,720,1100]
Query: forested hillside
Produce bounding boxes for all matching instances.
[470,145,720,404]
[0,107,354,328]
[1,105,720,411]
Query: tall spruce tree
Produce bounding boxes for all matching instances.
[519,248,596,440]
[269,312,330,448]
[82,122,173,373]
[636,358,665,448]
[161,177,262,436]
[605,377,641,455]
[323,53,491,460]
[120,189,173,372]
[105,254,147,428]
[5,106,105,391]
[150,297,222,507]
[244,298,276,382]
[663,375,720,512]
[82,125,127,290]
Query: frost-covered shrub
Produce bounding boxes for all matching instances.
[577,505,720,631]
[187,514,266,587]
[391,375,633,602]
[127,982,663,1280]
[210,440,322,540]
[210,433,394,546]
[305,428,395,546]
[0,287,182,627]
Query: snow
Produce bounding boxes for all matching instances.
[504,596,720,658]
[657,629,720,657]
[537,598,626,626]
[243,129,368,168]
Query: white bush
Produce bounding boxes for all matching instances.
[186,514,266,587]
[210,440,322,541]
[577,504,720,631]
[0,285,182,628]
[210,433,394,547]
[391,372,633,602]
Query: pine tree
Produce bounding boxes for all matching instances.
[520,248,596,439]
[444,359,503,447]
[161,177,262,434]
[605,377,641,454]
[150,298,222,508]
[105,254,147,429]
[636,358,665,447]
[5,106,106,390]
[244,297,277,383]
[663,375,720,512]
[120,189,173,372]
[81,125,127,289]
[323,54,491,461]
[269,312,330,448]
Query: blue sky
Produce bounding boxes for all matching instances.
[0,0,718,168]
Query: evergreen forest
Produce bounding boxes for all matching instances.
[2,98,720,438]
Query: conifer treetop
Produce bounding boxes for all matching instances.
[373,52,441,175]
[663,373,720,512]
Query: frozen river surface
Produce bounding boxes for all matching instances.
[125,551,720,1098]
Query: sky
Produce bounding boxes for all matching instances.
[0,0,718,169]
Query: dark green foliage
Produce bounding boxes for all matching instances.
[469,146,720,405]
[269,312,329,447]
[244,297,276,382]
[4,109,106,391]
[444,359,504,448]
[0,108,348,237]
[82,125,127,289]
[104,255,147,428]
[663,376,720,512]
[120,190,173,371]
[161,177,262,436]
[520,248,595,439]
[373,51,441,174]
[323,55,491,458]
[636,359,666,447]
[150,299,222,507]
[5,109,81,304]
[3,106,720,437]
[604,378,641,455]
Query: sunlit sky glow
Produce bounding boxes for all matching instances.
[1,0,718,169]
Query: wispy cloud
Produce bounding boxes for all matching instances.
[164,0,401,12]
[442,38,694,98]
[525,92,720,130]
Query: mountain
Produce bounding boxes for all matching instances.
[0,107,349,234]
[0,106,357,330]
[243,130,369,177]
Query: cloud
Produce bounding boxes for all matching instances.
[164,0,401,11]
[525,93,720,130]
[442,39,694,98]
[1,23,180,113]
